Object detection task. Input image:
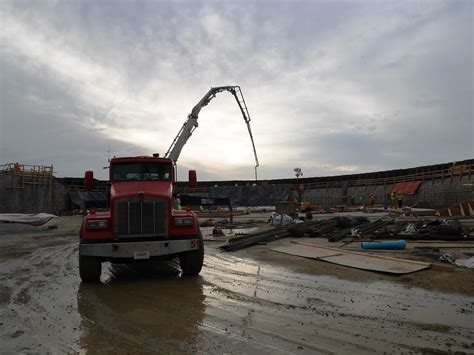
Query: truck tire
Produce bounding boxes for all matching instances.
[179,232,204,276]
[79,254,101,282]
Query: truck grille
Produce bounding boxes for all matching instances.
[115,197,168,237]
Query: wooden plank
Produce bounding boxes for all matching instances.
[272,245,342,259]
[271,242,431,274]
[414,246,474,249]
[317,253,428,274]
[293,241,430,267]
[429,263,454,272]
[407,240,474,244]
[342,240,474,245]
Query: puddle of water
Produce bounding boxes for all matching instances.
[2,240,473,354]
[77,261,207,353]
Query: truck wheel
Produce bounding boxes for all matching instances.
[179,233,204,276]
[79,254,101,282]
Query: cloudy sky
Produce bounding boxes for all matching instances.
[1,0,472,181]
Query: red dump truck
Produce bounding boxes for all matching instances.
[79,156,203,282]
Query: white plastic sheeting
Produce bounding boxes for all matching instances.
[455,257,474,269]
[0,213,57,226]
[268,212,293,226]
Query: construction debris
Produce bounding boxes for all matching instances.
[395,219,469,240]
[219,215,474,252]
[268,212,293,226]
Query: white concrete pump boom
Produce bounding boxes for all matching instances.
[165,86,260,181]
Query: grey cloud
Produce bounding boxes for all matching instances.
[1,0,472,181]
[0,60,145,179]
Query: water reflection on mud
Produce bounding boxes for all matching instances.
[77,260,205,353]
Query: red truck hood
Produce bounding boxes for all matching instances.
[110,181,173,199]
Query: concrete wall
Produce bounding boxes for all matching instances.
[415,176,473,208]
[0,175,69,214]
[206,176,473,208]
[209,184,293,207]
[302,176,473,208]
[1,169,472,213]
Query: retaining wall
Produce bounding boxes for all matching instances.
[205,176,473,209]
[1,159,473,213]
[0,175,69,214]
[300,175,472,209]
[208,184,292,207]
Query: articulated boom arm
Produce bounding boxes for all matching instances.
[165,86,260,180]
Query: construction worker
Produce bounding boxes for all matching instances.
[174,194,182,210]
[390,191,396,209]
[396,192,403,208]
[14,162,21,172]
[368,193,376,208]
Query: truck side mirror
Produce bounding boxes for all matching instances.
[188,170,197,188]
[84,171,94,191]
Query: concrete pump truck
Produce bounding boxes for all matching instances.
[79,86,259,282]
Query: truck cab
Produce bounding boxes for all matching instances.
[79,156,203,282]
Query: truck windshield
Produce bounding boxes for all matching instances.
[112,163,172,181]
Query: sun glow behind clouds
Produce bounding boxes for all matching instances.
[1,7,273,179]
[1,1,472,179]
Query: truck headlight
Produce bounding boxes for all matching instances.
[174,217,194,226]
[87,220,108,229]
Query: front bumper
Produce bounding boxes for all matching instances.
[79,239,199,259]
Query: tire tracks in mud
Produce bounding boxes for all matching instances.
[199,247,474,354]
[1,235,473,354]
[0,238,82,352]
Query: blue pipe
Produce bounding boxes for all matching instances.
[361,240,406,250]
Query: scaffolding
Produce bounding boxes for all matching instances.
[0,163,54,190]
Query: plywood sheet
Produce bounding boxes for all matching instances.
[272,242,430,274]
[316,253,428,274]
[272,244,342,259]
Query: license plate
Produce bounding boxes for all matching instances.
[134,251,150,260]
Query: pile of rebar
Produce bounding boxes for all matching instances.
[219,226,289,252]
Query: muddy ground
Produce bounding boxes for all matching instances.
[0,215,473,354]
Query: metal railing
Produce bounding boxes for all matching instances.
[175,161,474,193]
[0,163,54,176]
[303,162,473,190]
[0,163,54,190]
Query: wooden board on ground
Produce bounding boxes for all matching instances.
[347,241,474,249]
[272,244,343,259]
[271,241,431,274]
